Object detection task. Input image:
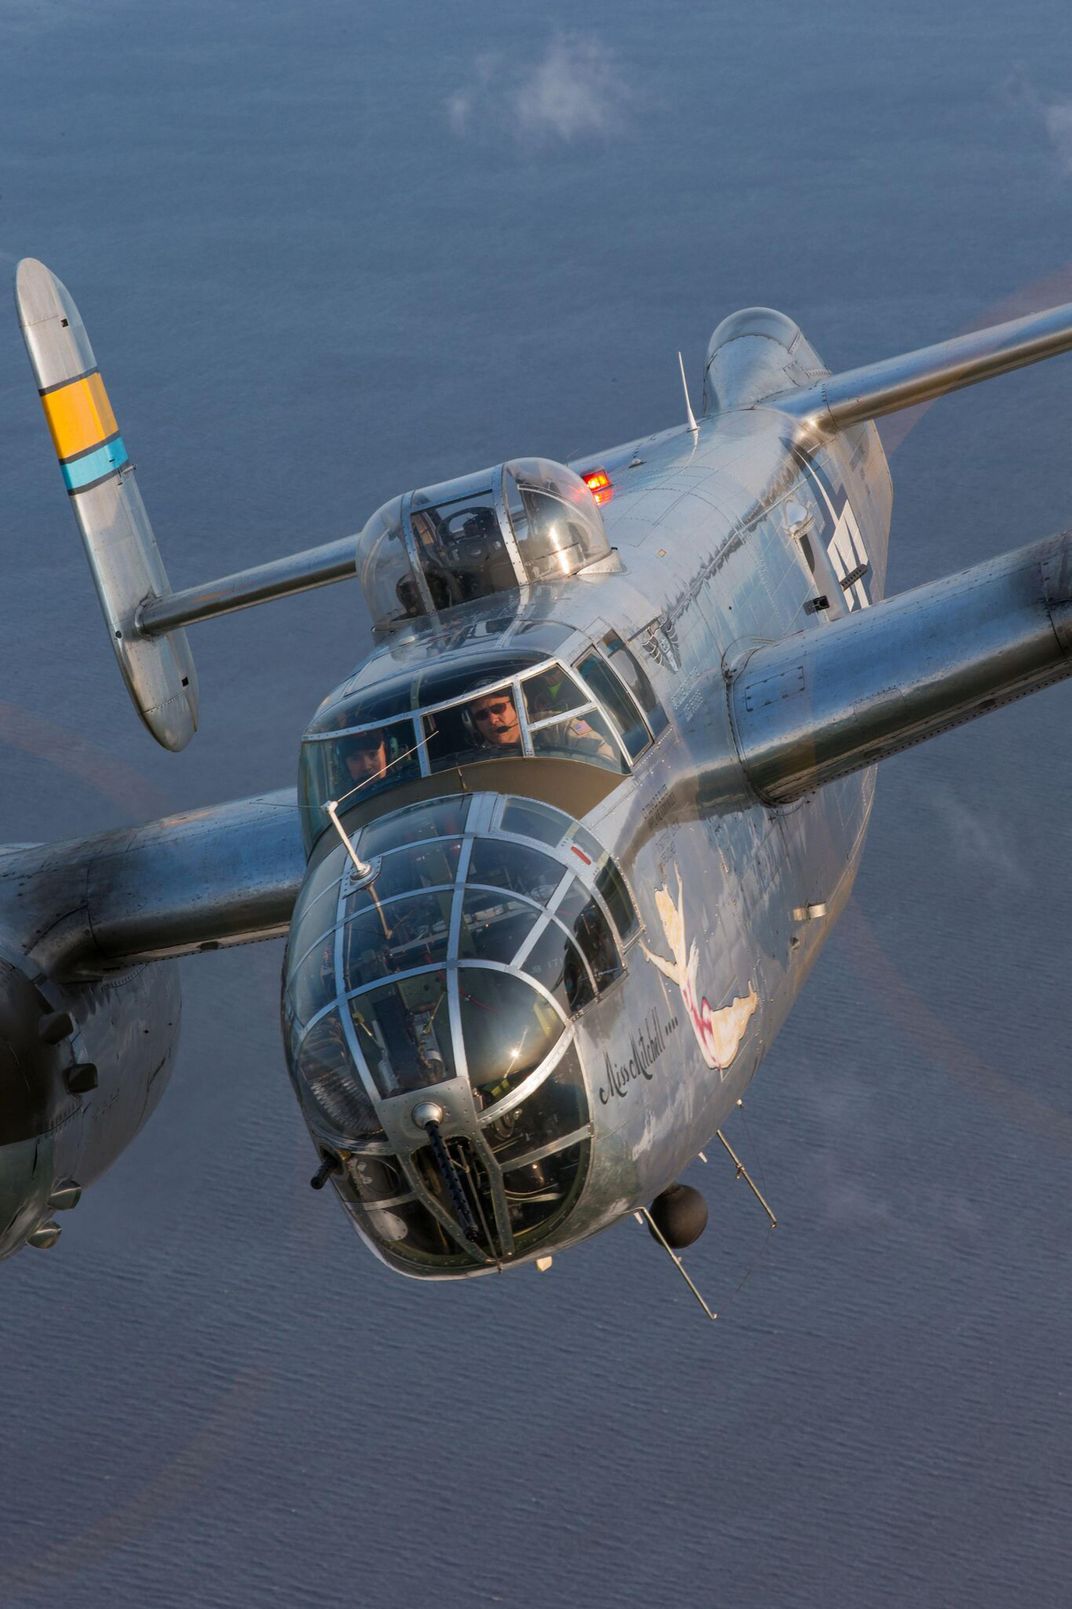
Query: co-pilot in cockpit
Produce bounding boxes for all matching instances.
[295,634,673,853]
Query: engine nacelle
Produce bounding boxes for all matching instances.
[0,937,181,1258]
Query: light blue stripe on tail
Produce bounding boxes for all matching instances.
[62,436,129,493]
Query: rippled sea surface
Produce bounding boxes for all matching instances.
[2,2,1071,1604]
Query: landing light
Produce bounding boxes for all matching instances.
[581,468,613,505]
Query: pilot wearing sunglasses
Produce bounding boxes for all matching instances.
[467,689,523,756]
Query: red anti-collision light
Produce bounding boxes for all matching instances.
[581,468,613,505]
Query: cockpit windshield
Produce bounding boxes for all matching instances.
[298,647,634,851]
[284,793,639,1271]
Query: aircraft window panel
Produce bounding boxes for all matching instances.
[329,721,422,810]
[531,709,628,772]
[320,684,416,726]
[289,934,339,1028]
[601,629,669,737]
[499,798,573,848]
[411,493,518,607]
[355,797,472,861]
[519,920,595,1016]
[354,495,429,630]
[342,893,451,992]
[417,654,540,710]
[595,859,640,945]
[370,838,463,903]
[459,967,564,1103]
[349,970,455,1098]
[358,1194,467,1261]
[286,871,346,995]
[492,1125,592,1177]
[423,707,465,770]
[345,1153,408,1204]
[294,1011,385,1141]
[458,888,541,966]
[483,1052,587,1168]
[466,838,564,905]
[552,880,623,994]
[299,721,421,848]
[574,652,650,761]
[521,666,588,722]
[507,1139,590,1245]
[293,848,345,919]
[503,458,612,581]
[424,685,526,768]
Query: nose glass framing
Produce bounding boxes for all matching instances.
[289,793,634,1100]
[284,793,639,1265]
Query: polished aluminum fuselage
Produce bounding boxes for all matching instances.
[0,310,895,1270]
[490,403,890,1253]
[312,378,893,1268]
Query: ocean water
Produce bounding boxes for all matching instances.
[1,2,1071,1604]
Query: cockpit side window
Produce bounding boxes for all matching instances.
[520,666,586,721]
[573,651,651,762]
[300,719,420,845]
[600,630,669,738]
[529,709,625,771]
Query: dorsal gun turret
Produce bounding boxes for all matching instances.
[355,458,612,635]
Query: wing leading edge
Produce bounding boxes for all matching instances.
[729,528,1072,804]
[0,791,304,978]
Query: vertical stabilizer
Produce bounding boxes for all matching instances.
[15,259,198,751]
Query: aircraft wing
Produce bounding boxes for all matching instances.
[0,790,304,977]
[729,527,1072,803]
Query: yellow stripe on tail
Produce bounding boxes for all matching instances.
[41,370,119,461]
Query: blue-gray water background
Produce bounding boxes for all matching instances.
[2,2,1071,1604]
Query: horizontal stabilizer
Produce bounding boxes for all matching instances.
[730,529,1072,804]
[777,300,1072,440]
[16,259,198,751]
[136,535,356,636]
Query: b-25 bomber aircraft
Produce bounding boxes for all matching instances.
[5,258,1072,1312]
